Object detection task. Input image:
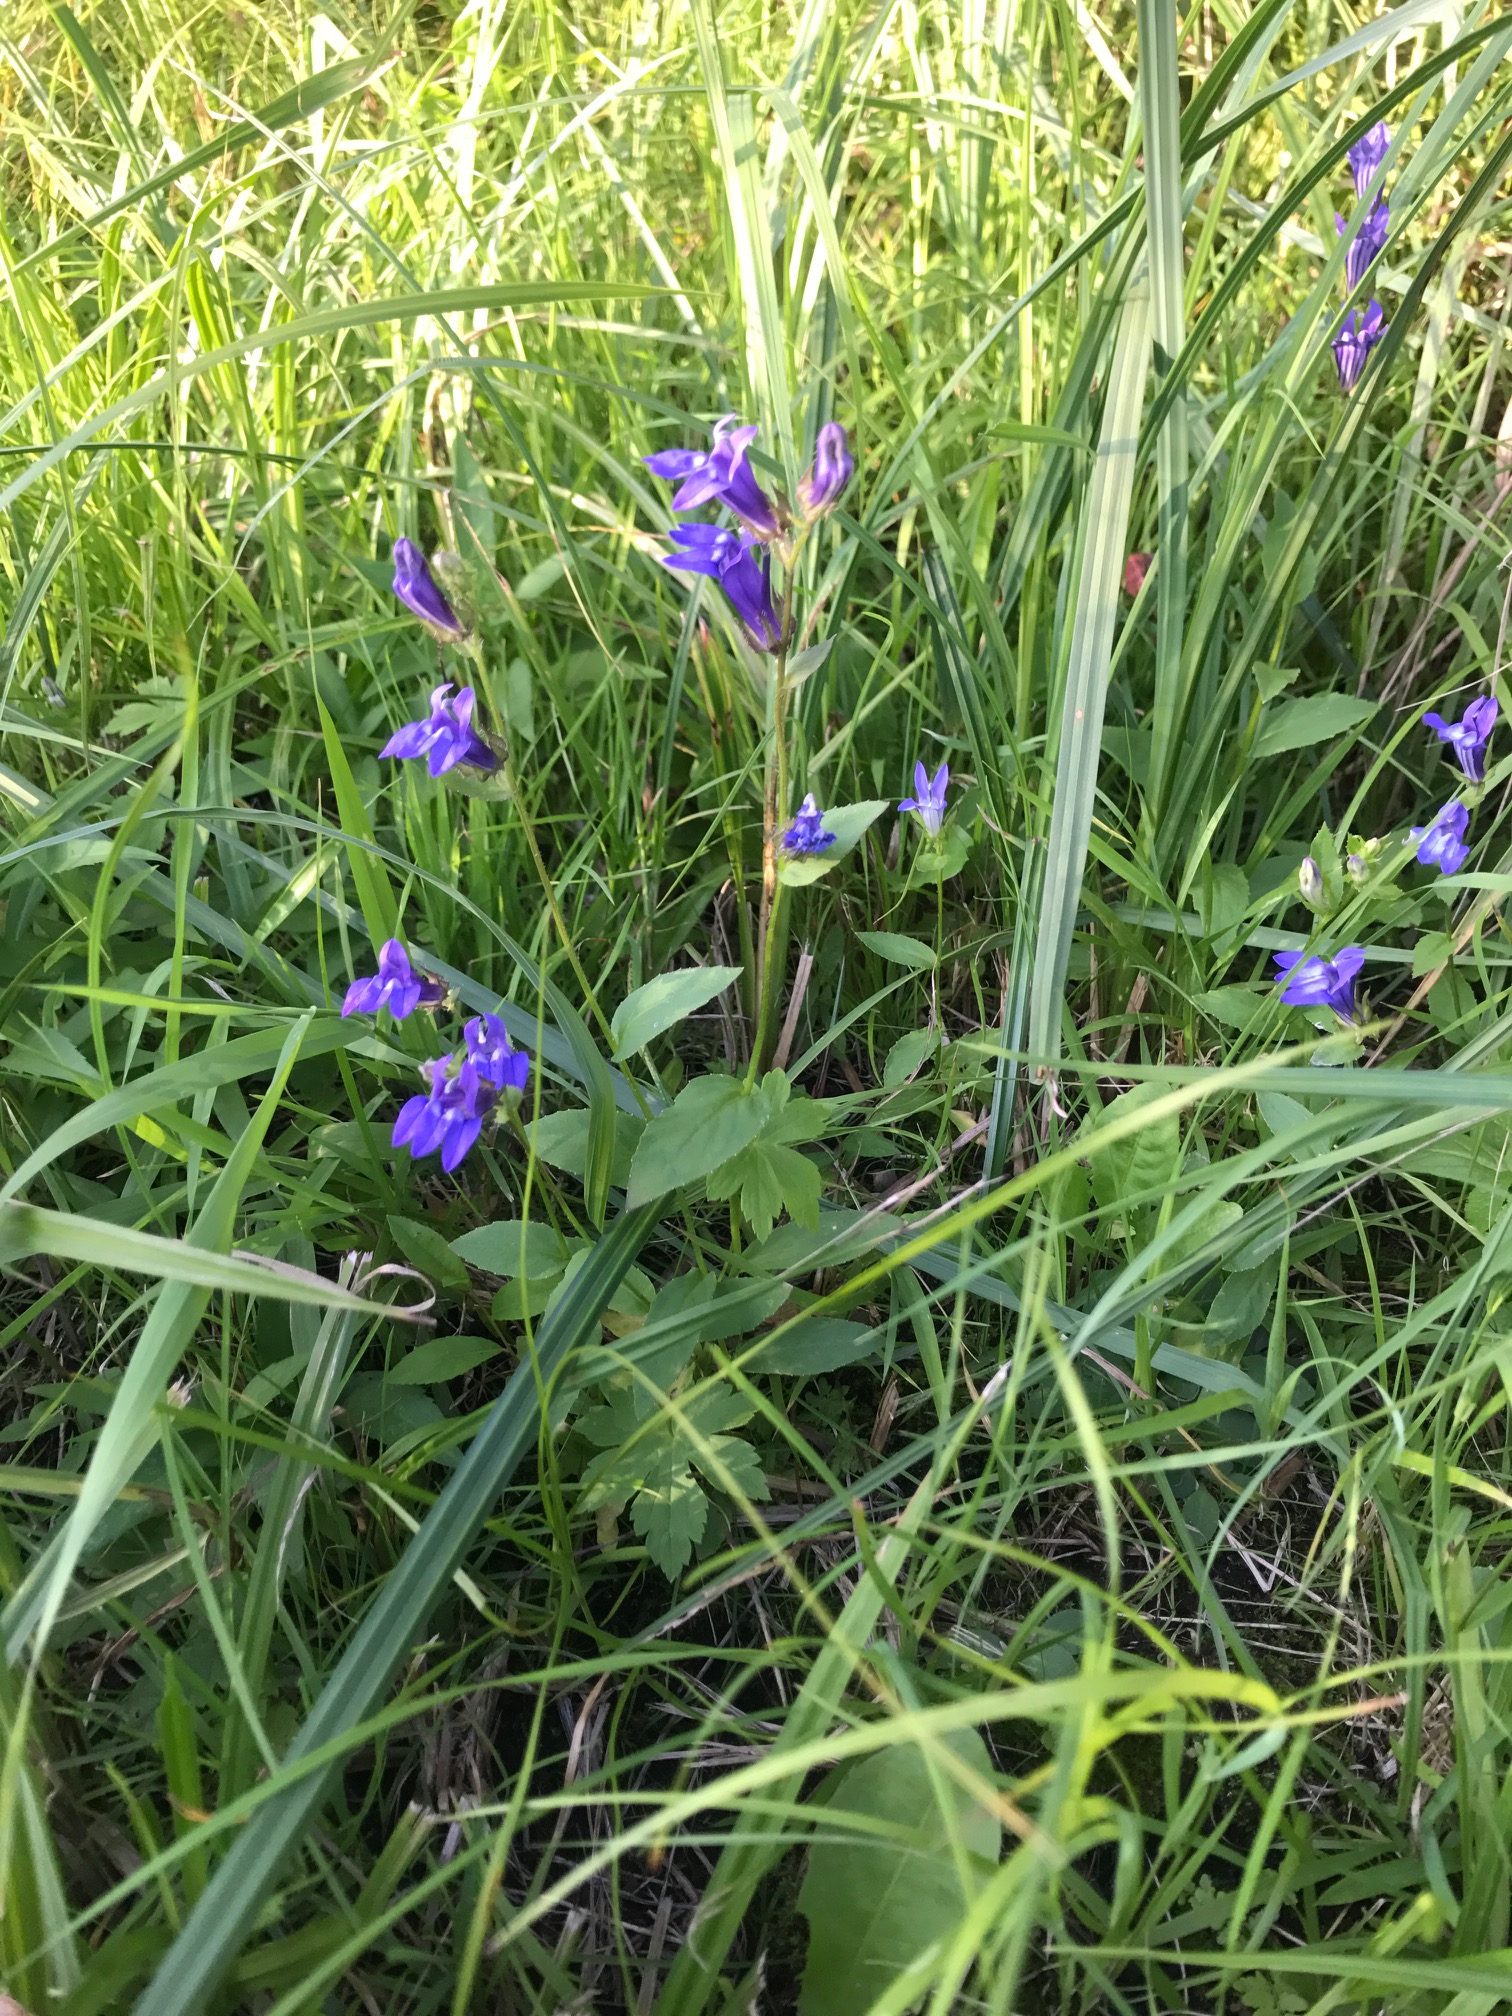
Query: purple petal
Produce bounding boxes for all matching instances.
[1331,948,1366,981]
[380,721,431,760]
[392,1095,429,1150]
[644,449,704,480]
[440,1116,483,1173]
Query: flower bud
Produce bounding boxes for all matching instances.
[1299,856,1326,911]
[797,422,854,520]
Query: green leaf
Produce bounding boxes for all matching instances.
[1084,1084,1181,1217]
[1412,929,1454,979]
[778,800,890,887]
[1165,1196,1244,1272]
[883,1028,941,1089]
[1195,986,1266,1033]
[1026,291,1151,1067]
[856,931,937,972]
[387,1215,470,1291]
[631,1469,709,1579]
[797,1730,1002,2016]
[904,821,973,886]
[785,636,834,686]
[1255,694,1376,760]
[627,1072,786,1208]
[609,965,742,1058]
[706,1138,822,1243]
[527,1108,643,1188]
[693,1433,771,1504]
[386,1337,499,1386]
[451,1218,570,1279]
[759,1317,876,1375]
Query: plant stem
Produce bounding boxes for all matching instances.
[752,564,798,1074]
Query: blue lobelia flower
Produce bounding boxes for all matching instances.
[1333,301,1386,391]
[781,793,836,855]
[393,1057,496,1173]
[342,939,446,1020]
[1347,121,1390,198]
[392,538,468,638]
[1423,695,1498,783]
[644,416,782,540]
[464,1012,530,1094]
[1410,799,1470,876]
[899,758,949,838]
[662,523,784,653]
[797,422,854,520]
[381,682,499,777]
[1273,946,1365,1022]
[1336,196,1389,293]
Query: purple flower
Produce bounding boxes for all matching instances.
[464,1013,530,1094]
[1333,301,1386,392]
[1348,121,1390,199]
[393,1057,495,1174]
[342,939,445,1020]
[392,538,467,638]
[662,523,784,653]
[644,416,782,540]
[1424,695,1498,783]
[380,682,499,777]
[1336,197,1389,293]
[1410,799,1470,876]
[1273,946,1365,1022]
[899,758,949,838]
[797,422,854,520]
[782,793,836,855]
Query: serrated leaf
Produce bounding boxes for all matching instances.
[631,1469,709,1578]
[609,965,743,1058]
[797,1730,1002,2016]
[693,1432,771,1503]
[1412,929,1454,979]
[1195,986,1265,1033]
[627,1072,786,1208]
[856,931,937,972]
[387,1336,499,1386]
[387,1215,470,1292]
[706,1138,822,1242]
[778,800,890,887]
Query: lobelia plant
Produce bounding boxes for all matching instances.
[644,413,856,1069]
[1332,121,1392,392]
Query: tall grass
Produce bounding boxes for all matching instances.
[2,0,1512,2011]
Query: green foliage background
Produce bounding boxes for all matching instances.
[2,0,1512,2011]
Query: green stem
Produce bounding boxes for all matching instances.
[752,572,797,1075]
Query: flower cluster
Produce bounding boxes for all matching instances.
[1275,690,1497,1030]
[1333,122,1391,392]
[382,543,500,778]
[341,942,529,1173]
[645,415,852,654]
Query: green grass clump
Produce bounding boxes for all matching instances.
[3,1,1512,2011]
